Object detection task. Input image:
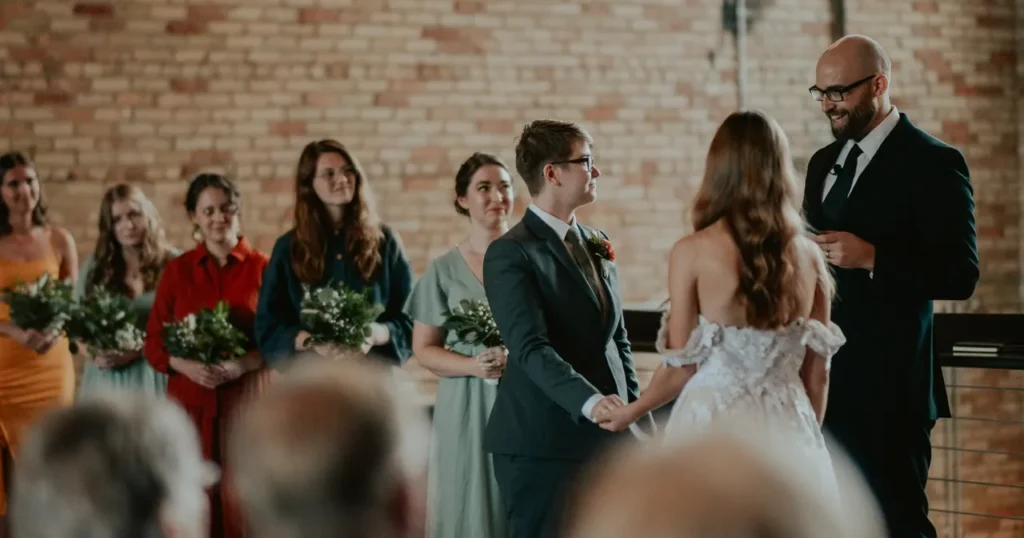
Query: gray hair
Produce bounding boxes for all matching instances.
[229,354,430,538]
[11,391,216,538]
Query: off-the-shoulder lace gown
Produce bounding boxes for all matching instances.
[657,313,847,497]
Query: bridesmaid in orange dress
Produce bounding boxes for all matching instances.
[0,152,78,535]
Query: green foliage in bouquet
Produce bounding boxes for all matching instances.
[441,299,503,349]
[65,285,144,356]
[1,272,75,333]
[299,282,384,349]
[163,301,247,365]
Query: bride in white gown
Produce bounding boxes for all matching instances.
[595,110,846,499]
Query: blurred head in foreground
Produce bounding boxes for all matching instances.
[12,391,214,538]
[229,352,430,538]
[563,420,884,538]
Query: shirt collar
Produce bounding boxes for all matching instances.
[528,204,577,241]
[194,236,253,265]
[847,105,899,161]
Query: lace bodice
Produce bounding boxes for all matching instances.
[656,311,846,374]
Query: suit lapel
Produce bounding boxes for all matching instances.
[838,114,909,222]
[522,211,603,315]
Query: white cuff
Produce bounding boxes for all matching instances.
[582,393,603,423]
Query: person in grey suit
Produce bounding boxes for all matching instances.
[482,119,654,538]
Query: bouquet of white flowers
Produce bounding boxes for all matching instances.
[441,299,505,384]
[299,282,383,351]
[2,272,75,333]
[65,285,144,357]
[163,301,247,365]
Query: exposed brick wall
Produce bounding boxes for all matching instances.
[1,0,1021,535]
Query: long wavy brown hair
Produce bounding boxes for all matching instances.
[291,140,382,284]
[87,184,175,296]
[692,111,822,329]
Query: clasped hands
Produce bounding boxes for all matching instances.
[170,350,261,390]
[303,322,390,359]
[590,394,637,432]
[15,327,61,355]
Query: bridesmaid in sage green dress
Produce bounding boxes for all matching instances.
[405,152,514,538]
[74,184,177,395]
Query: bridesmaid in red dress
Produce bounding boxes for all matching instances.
[145,173,270,538]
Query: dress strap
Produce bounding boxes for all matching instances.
[655,311,719,368]
[800,319,846,369]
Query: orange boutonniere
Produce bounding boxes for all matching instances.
[585,231,615,262]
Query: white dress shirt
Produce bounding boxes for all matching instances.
[527,204,608,422]
[822,106,900,200]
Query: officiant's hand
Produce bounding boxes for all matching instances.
[596,403,638,432]
[813,231,875,271]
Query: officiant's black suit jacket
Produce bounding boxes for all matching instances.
[803,113,979,425]
[482,209,652,461]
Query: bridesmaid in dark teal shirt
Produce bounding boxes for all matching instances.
[255,139,414,365]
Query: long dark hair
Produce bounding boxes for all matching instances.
[290,140,382,284]
[691,111,819,329]
[87,184,175,296]
[0,152,48,237]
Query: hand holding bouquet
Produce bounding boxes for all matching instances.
[441,299,506,385]
[2,272,74,354]
[299,282,384,355]
[163,301,248,366]
[66,285,145,368]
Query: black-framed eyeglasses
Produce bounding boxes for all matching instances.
[808,75,876,102]
[550,156,594,173]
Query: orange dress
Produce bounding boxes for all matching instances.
[0,257,75,516]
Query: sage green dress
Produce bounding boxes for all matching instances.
[404,247,507,538]
[74,253,172,396]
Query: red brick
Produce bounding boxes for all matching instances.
[166,20,205,35]
[477,119,514,134]
[912,1,939,12]
[34,91,73,106]
[453,1,485,14]
[940,120,972,144]
[261,178,293,193]
[374,92,408,107]
[187,6,227,21]
[73,2,114,17]
[913,49,952,75]
[991,51,1015,66]
[584,107,618,122]
[190,150,233,165]
[269,121,307,136]
[170,78,208,94]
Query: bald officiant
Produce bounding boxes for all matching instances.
[803,35,979,538]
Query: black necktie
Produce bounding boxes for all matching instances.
[821,143,863,224]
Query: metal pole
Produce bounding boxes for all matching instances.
[736,0,748,110]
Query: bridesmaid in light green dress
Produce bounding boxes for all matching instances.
[74,184,177,395]
[404,152,514,538]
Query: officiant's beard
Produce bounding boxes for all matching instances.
[828,101,875,142]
